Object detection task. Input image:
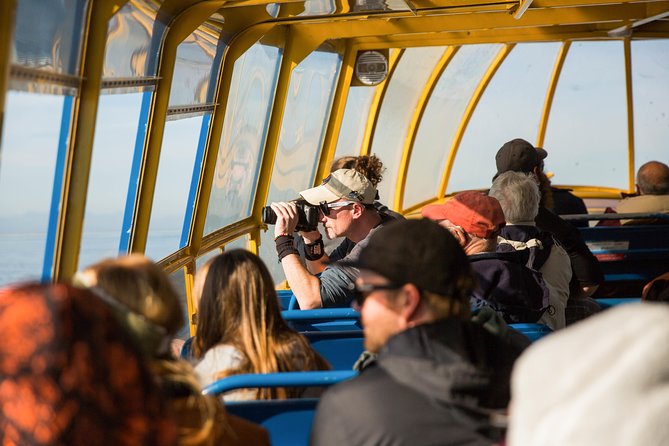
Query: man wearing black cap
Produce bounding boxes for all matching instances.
[495,138,603,303]
[310,219,525,446]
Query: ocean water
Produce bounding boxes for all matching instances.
[0,231,179,287]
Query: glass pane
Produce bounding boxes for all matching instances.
[448,43,559,193]
[632,40,669,171]
[225,236,249,252]
[169,23,222,107]
[12,0,87,74]
[79,93,144,268]
[370,47,445,207]
[404,44,500,207]
[543,42,627,189]
[0,92,64,286]
[300,0,336,16]
[145,115,206,261]
[103,0,166,79]
[204,41,283,234]
[259,47,342,284]
[334,86,376,160]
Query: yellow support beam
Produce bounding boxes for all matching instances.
[313,42,356,185]
[438,44,514,197]
[537,41,570,147]
[395,46,458,212]
[183,261,197,336]
[623,37,635,193]
[360,48,403,156]
[129,1,225,254]
[0,0,16,146]
[54,0,130,282]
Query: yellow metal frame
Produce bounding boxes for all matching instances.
[438,44,514,197]
[394,46,458,212]
[360,48,403,156]
[537,41,570,148]
[54,0,130,282]
[0,0,16,146]
[623,37,636,193]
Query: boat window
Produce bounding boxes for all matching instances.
[632,40,669,171]
[79,92,146,268]
[0,92,68,285]
[371,46,444,207]
[204,38,283,235]
[448,42,558,193]
[259,45,342,283]
[334,85,377,160]
[405,44,499,207]
[146,115,209,260]
[544,41,627,189]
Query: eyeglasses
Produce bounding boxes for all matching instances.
[318,200,357,215]
[352,282,401,306]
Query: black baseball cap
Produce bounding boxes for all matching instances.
[340,219,472,300]
[495,138,547,176]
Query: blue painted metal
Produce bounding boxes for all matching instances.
[203,370,357,395]
[119,91,153,254]
[595,297,641,309]
[42,96,74,282]
[180,113,211,247]
[509,323,553,341]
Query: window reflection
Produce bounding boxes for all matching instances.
[204,41,283,234]
[259,46,342,284]
[0,92,66,285]
[169,24,221,107]
[103,0,166,79]
[12,0,87,74]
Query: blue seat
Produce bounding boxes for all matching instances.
[277,289,295,310]
[203,371,357,446]
[282,308,362,332]
[302,330,365,369]
[510,323,553,341]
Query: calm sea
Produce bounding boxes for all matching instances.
[0,231,179,287]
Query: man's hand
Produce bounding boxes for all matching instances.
[300,229,323,244]
[270,202,299,238]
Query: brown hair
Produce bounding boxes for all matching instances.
[194,250,329,399]
[79,254,183,337]
[330,155,385,187]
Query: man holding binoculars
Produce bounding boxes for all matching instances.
[270,169,393,309]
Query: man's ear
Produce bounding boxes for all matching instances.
[447,226,468,247]
[398,283,422,324]
[351,202,365,219]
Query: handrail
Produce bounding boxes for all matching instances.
[562,212,669,221]
[203,370,358,395]
[281,308,360,321]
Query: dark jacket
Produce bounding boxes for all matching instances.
[310,318,525,446]
[535,207,603,288]
[469,251,550,323]
[550,187,589,228]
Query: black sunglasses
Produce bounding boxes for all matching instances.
[352,282,401,306]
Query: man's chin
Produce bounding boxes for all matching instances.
[324,228,337,240]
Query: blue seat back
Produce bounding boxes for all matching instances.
[203,370,357,446]
[302,330,365,369]
[282,308,362,332]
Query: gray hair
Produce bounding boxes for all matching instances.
[489,171,540,224]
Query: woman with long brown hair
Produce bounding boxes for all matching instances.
[76,254,269,446]
[193,249,329,400]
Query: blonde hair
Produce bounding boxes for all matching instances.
[194,250,329,399]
